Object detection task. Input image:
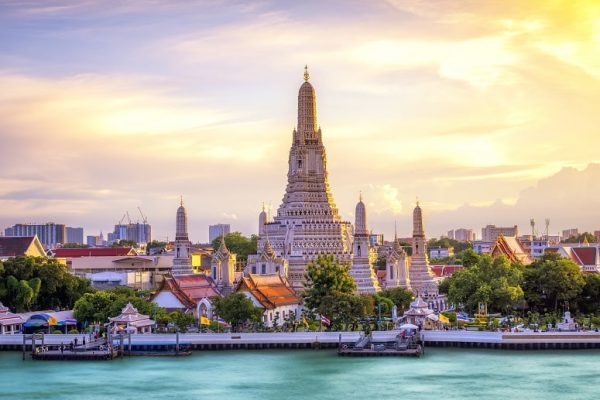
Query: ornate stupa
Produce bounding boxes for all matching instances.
[254,66,353,288]
[408,202,439,300]
[349,193,380,293]
[172,197,193,275]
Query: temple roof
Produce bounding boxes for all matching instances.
[491,235,533,265]
[109,302,153,324]
[51,247,137,258]
[236,274,300,310]
[154,274,222,309]
[0,236,45,258]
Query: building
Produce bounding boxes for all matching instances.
[562,228,579,241]
[409,203,444,310]
[430,264,464,280]
[490,235,534,265]
[518,236,550,258]
[248,67,354,289]
[109,222,151,245]
[152,202,224,318]
[473,240,493,254]
[172,199,193,275]
[51,247,138,258]
[545,244,600,273]
[385,234,410,290]
[246,237,288,277]
[152,274,221,318]
[211,236,236,294]
[209,224,230,243]
[369,234,384,247]
[65,227,84,244]
[429,246,454,259]
[449,228,476,242]
[348,195,380,293]
[235,274,301,328]
[0,236,46,259]
[0,302,25,334]
[109,302,155,334]
[481,225,518,242]
[86,233,105,247]
[4,223,66,247]
[594,231,600,243]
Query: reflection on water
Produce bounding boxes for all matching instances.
[2,348,600,399]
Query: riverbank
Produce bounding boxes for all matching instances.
[4,330,600,353]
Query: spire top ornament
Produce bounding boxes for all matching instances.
[304,65,310,81]
[180,195,183,207]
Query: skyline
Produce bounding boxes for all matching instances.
[1,0,600,242]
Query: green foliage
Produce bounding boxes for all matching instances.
[112,240,137,247]
[68,329,79,334]
[146,241,167,254]
[399,241,412,256]
[210,232,258,262]
[0,256,92,312]
[523,253,585,313]
[302,255,356,312]
[561,232,597,244]
[169,310,196,332]
[428,238,473,254]
[443,252,524,313]
[579,274,600,314]
[319,292,372,331]
[62,243,89,248]
[379,287,414,312]
[73,286,159,324]
[375,256,387,270]
[213,292,263,331]
[52,329,63,334]
[441,311,457,324]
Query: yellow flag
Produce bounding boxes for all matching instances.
[439,314,450,324]
[200,316,210,325]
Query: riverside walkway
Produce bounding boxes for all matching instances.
[3,331,600,352]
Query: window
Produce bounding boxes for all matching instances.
[261,264,266,274]
[357,245,361,257]
[252,266,256,274]
[390,265,394,280]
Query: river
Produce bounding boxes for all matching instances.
[2,348,598,399]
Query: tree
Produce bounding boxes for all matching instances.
[213,292,263,331]
[302,255,356,312]
[146,241,167,254]
[523,253,585,313]
[379,287,414,313]
[579,274,600,314]
[112,240,137,247]
[210,232,258,262]
[169,310,196,332]
[62,243,89,248]
[0,256,92,311]
[319,293,372,331]
[428,238,473,254]
[561,232,597,244]
[442,252,524,314]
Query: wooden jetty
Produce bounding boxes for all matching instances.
[338,331,424,357]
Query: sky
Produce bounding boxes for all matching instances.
[1,0,600,243]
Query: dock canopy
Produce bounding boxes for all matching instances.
[0,302,25,334]
[109,302,155,334]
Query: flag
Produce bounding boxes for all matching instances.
[200,316,210,325]
[439,314,450,324]
[302,316,309,329]
[320,315,331,326]
[217,317,230,327]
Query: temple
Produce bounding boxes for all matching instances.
[251,67,358,290]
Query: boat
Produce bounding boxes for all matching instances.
[338,326,424,357]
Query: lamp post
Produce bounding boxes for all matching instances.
[377,303,382,331]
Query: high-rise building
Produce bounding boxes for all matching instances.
[562,228,579,240]
[66,227,84,244]
[455,228,476,242]
[4,223,66,247]
[481,225,518,242]
[208,224,230,243]
[109,222,151,244]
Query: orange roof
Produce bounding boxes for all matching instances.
[157,274,222,309]
[236,274,300,310]
[491,235,533,265]
[430,264,464,278]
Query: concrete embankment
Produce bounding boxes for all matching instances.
[3,331,600,352]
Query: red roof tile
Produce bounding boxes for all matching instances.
[430,264,464,278]
[236,274,299,309]
[51,247,137,258]
[572,247,597,266]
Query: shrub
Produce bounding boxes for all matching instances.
[52,329,63,334]
[68,329,79,334]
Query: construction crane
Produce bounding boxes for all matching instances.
[118,212,131,225]
[137,206,148,224]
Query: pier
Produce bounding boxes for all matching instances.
[3,331,600,356]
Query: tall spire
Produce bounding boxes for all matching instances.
[413,202,425,237]
[297,65,317,135]
[175,199,188,241]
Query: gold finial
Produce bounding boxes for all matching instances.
[180,195,183,207]
[304,65,310,81]
[359,191,362,202]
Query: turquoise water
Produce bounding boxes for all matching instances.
[2,349,600,399]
